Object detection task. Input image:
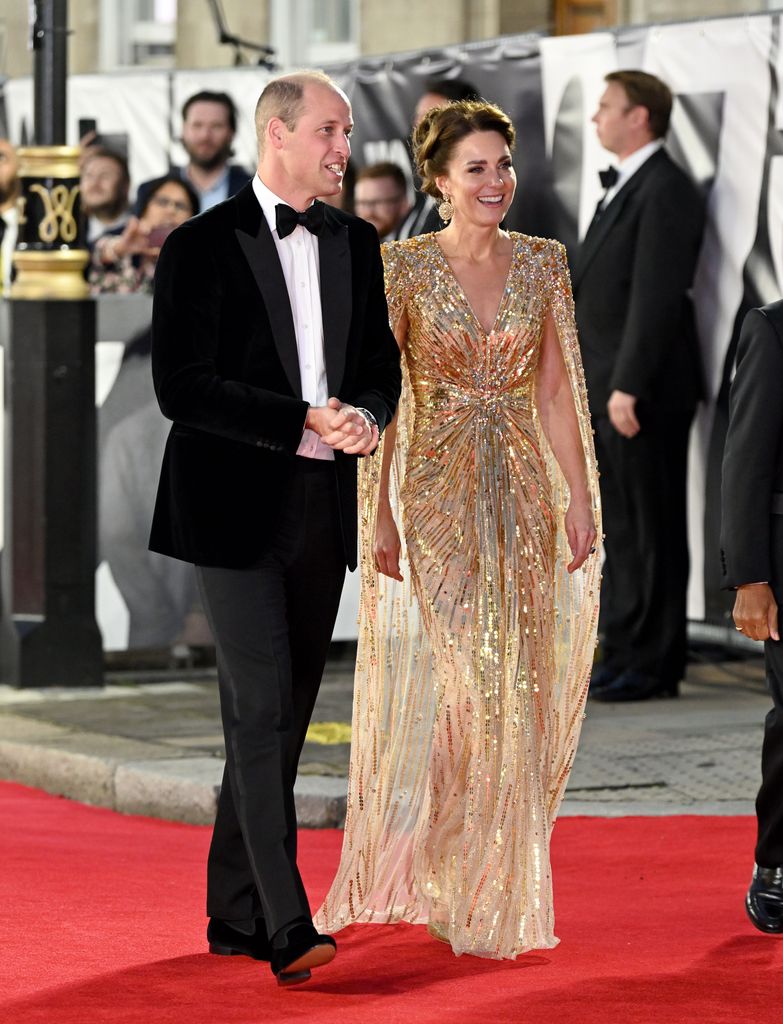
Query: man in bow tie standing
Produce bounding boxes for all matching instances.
[571,70,704,702]
[149,71,401,984]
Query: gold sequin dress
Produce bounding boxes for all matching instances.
[315,232,601,959]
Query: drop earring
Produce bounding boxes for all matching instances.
[438,193,454,223]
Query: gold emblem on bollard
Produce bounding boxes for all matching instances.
[10,146,88,300]
[27,183,81,244]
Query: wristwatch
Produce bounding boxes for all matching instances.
[354,407,378,430]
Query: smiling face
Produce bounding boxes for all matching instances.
[80,154,128,219]
[435,130,516,227]
[264,82,352,210]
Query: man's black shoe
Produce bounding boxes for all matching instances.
[588,663,622,695]
[207,917,272,961]
[746,864,783,934]
[270,922,336,986]
[591,668,678,702]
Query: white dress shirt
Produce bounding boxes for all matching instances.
[252,174,333,460]
[602,139,664,209]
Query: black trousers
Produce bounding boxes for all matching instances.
[756,530,783,867]
[594,407,693,685]
[196,458,346,938]
[757,637,783,866]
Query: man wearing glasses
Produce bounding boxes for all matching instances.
[354,162,411,241]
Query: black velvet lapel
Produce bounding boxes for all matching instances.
[234,194,302,399]
[573,149,665,290]
[319,207,351,395]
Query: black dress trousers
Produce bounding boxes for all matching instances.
[594,404,693,686]
[196,457,346,937]
[756,518,783,868]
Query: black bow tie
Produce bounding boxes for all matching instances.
[275,201,325,239]
[599,166,619,190]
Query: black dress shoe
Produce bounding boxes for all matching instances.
[588,663,623,694]
[270,923,336,987]
[207,917,272,961]
[591,669,679,702]
[746,864,783,933]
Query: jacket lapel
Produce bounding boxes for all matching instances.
[318,207,351,395]
[573,149,665,290]
[234,187,302,398]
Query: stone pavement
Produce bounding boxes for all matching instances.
[0,643,771,827]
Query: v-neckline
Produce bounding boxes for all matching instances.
[432,232,516,337]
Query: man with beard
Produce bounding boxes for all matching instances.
[354,162,411,241]
[136,91,251,214]
[80,147,131,247]
[0,138,21,294]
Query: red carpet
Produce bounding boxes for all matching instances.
[0,781,780,1023]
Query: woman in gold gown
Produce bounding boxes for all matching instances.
[316,100,601,959]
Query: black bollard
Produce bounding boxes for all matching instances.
[0,1,102,688]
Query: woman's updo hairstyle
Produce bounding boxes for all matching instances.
[413,99,516,199]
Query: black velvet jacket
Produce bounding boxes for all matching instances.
[149,183,401,570]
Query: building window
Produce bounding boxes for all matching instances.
[271,0,359,68]
[99,0,176,70]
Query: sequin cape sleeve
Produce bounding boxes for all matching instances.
[534,237,602,818]
[316,238,434,928]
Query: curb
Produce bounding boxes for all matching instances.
[0,740,348,828]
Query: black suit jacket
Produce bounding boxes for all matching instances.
[571,148,705,416]
[134,164,251,214]
[720,301,783,592]
[149,183,401,570]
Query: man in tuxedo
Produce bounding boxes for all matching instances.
[572,70,704,702]
[150,71,402,984]
[721,301,783,934]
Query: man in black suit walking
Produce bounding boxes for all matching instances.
[572,70,704,702]
[721,300,783,934]
[149,71,401,984]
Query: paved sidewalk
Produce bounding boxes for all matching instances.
[0,645,770,827]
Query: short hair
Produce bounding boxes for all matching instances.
[81,147,130,196]
[182,91,238,133]
[421,77,480,104]
[254,70,344,146]
[413,99,516,199]
[139,174,200,219]
[605,70,672,139]
[355,161,407,195]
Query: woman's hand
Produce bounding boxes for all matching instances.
[97,217,160,264]
[374,509,403,581]
[565,494,597,573]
